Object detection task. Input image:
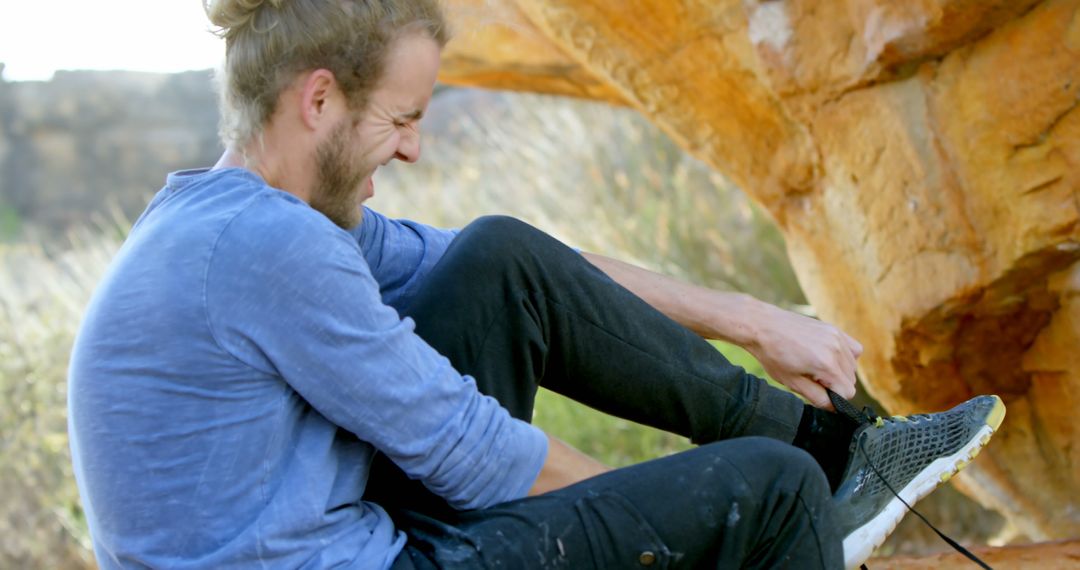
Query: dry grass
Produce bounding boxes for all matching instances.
[0,225,120,569]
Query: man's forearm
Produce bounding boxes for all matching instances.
[582,251,764,348]
[528,433,611,496]
[582,251,863,409]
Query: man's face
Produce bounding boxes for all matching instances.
[310,32,442,229]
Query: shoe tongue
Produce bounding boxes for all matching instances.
[827,389,873,425]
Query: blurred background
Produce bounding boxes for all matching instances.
[0,2,1006,567]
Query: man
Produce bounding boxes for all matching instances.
[68,1,1003,568]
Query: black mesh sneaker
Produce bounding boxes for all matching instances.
[829,393,1006,569]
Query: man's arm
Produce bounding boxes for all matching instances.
[351,207,459,310]
[528,434,611,496]
[212,208,548,511]
[582,252,862,411]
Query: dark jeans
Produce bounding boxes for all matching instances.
[373,216,841,569]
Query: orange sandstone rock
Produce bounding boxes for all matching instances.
[439,0,1080,538]
[870,539,1080,569]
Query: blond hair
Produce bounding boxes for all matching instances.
[204,0,448,149]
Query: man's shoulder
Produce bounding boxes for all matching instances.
[165,169,359,259]
[203,190,368,303]
[217,191,360,262]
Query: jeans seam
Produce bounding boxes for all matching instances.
[794,491,830,570]
[726,455,834,570]
[466,287,544,382]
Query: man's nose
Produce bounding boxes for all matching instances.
[394,131,420,163]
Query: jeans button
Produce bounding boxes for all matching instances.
[639,550,657,566]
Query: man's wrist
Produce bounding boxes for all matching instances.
[709,291,766,350]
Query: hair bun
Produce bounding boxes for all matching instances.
[204,0,283,36]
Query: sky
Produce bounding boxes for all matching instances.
[0,1,225,81]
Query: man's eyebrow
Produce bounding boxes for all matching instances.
[396,109,423,122]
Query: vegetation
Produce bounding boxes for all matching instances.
[0,229,118,569]
[0,202,22,241]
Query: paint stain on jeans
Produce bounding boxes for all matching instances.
[726,502,741,527]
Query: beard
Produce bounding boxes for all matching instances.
[310,121,367,230]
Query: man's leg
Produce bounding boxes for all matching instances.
[393,438,842,569]
[365,215,807,515]
[401,215,804,442]
[372,215,999,569]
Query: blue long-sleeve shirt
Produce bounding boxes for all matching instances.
[67,167,548,569]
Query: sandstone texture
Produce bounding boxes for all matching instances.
[439,0,1080,539]
[869,539,1080,569]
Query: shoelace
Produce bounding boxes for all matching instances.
[826,389,993,570]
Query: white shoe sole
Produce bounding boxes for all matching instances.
[842,397,1005,569]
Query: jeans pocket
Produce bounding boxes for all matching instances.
[574,491,673,569]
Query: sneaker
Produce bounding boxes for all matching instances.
[830,393,1006,569]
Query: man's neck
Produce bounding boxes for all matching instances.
[213,139,315,204]
[212,148,247,171]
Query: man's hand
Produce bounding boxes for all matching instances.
[583,252,862,410]
[738,301,861,410]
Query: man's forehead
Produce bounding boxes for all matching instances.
[362,34,439,121]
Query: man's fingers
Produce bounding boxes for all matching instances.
[845,334,864,359]
[833,349,859,400]
[789,376,833,411]
[821,327,861,397]
[802,336,857,401]
[814,374,856,401]
[809,351,857,401]
[833,375,857,400]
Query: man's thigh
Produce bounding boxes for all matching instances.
[391,438,840,569]
[391,476,678,569]
[391,490,665,569]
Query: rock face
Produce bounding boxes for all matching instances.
[871,538,1080,569]
[439,0,1080,538]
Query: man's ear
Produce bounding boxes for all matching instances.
[298,69,341,131]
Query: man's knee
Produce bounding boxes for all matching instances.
[720,437,831,497]
[455,215,538,254]
[440,215,561,284]
[404,216,549,318]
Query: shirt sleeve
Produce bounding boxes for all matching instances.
[350,207,459,311]
[205,197,546,510]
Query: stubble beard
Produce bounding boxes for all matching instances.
[311,121,367,230]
